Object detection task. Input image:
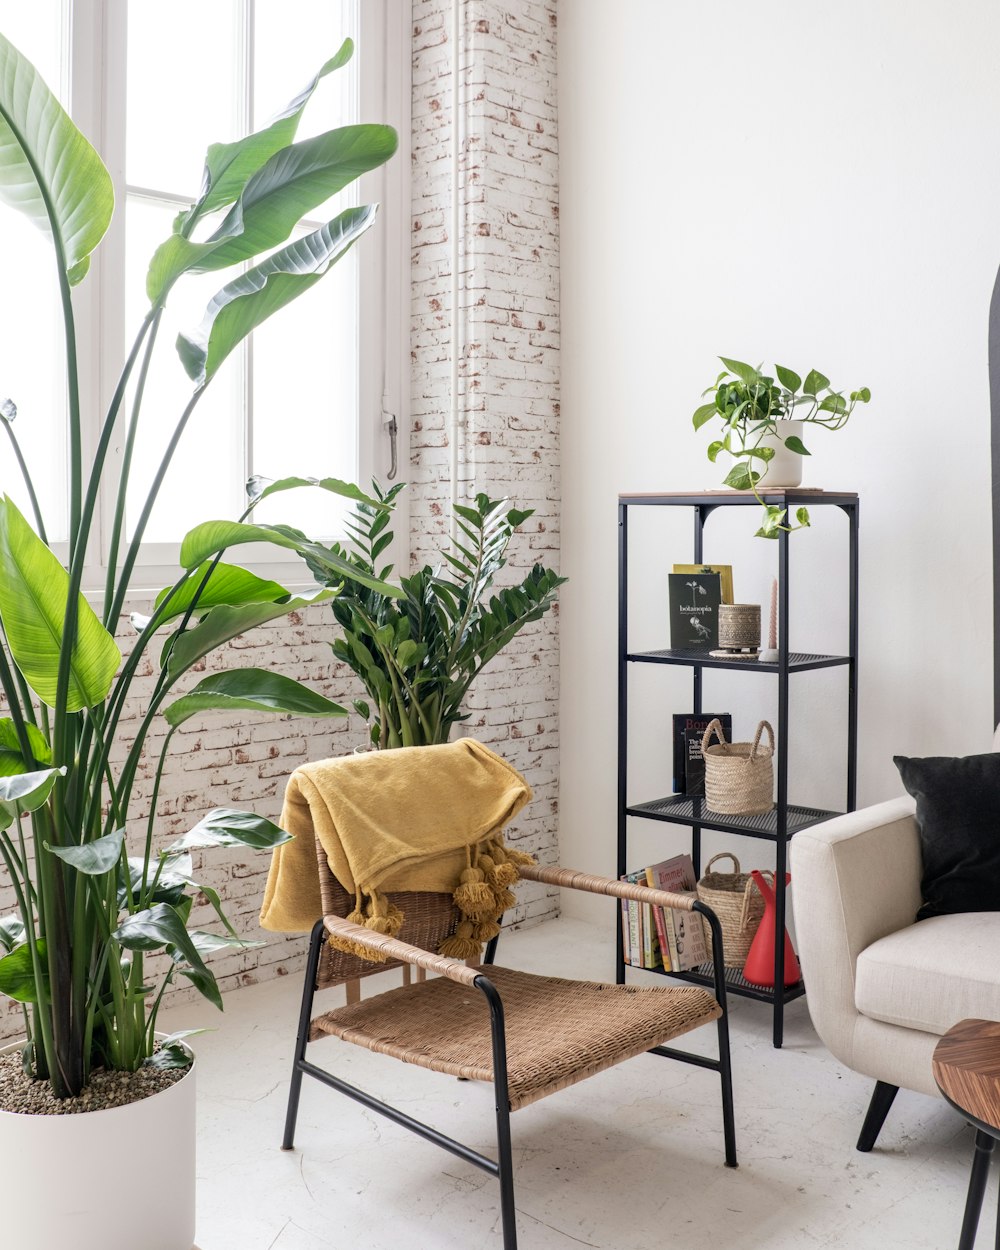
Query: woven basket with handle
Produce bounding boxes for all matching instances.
[696,852,768,967]
[701,717,774,816]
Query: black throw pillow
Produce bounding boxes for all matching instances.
[894,752,1000,920]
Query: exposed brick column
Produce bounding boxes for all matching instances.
[411,0,561,927]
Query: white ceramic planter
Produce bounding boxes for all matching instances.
[0,1040,196,1250]
[757,419,805,487]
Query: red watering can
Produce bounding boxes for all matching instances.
[742,869,801,988]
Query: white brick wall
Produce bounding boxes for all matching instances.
[0,2,561,1043]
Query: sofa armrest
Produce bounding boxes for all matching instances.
[790,797,922,1067]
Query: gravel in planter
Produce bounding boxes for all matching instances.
[0,1050,187,1115]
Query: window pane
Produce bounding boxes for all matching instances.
[251,244,358,537]
[126,0,241,197]
[0,2,69,541]
[124,198,244,542]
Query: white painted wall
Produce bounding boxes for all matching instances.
[558,0,997,917]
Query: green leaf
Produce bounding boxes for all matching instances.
[706,439,725,463]
[818,394,847,415]
[145,1043,194,1071]
[164,668,347,728]
[856,387,871,402]
[246,475,382,509]
[198,43,355,216]
[352,698,370,720]
[745,445,776,462]
[796,507,811,527]
[0,938,46,1003]
[692,402,718,431]
[178,519,403,598]
[802,369,830,396]
[176,205,380,386]
[719,357,759,385]
[0,497,122,710]
[115,906,215,1004]
[0,768,63,832]
[754,505,787,539]
[0,718,51,776]
[783,435,811,456]
[775,365,801,393]
[723,463,756,490]
[155,562,289,624]
[46,828,124,876]
[163,589,335,679]
[165,808,292,854]
[0,914,25,954]
[0,33,113,284]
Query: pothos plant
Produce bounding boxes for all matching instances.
[302,482,565,749]
[692,357,870,537]
[0,32,403,1098]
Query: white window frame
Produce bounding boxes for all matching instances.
[66,0,410,598]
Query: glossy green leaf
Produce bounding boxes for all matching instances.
[745,445,776,461]
[150,123,396,302]
[165,668,347,728]
[802,369,830,396]
[0,914,25,954]
[0,938,46,1003]
[176,205,379,386]
[719,357,758,385]
[723,463,755,490]
[796,507,812,527]
[706,439,725,463]
[0,34,113,284]
[145,1043,194,1070]
[783,434,811,456]
[179,519,403,598]
[0,768,63,832]
[163,588,334,679]
[198,43,354,215]
[154,562,289,624]
[113,904,211,986]
[165,808,292,854]
[775,365,801,393]
[0,497,121,710]
[246,475,381,509]
[692,402,718,431]
[46,828,124,876]
[0,718,51,776]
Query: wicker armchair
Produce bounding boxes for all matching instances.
[282,841,737,1250]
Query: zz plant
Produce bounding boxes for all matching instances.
[692,357,870,536]
[0,33,401,1097]
[306,483,565,748]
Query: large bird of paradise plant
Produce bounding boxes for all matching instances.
[0,32,402,1099]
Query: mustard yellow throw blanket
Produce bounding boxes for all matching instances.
[259,739,533,960]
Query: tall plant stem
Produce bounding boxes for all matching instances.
[103,310,163,625]
[1,419,48,544]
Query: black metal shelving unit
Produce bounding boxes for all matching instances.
[617,489,859,1048]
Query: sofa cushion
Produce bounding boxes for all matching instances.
[855,912,1000,1034]
[894,751,1000,919]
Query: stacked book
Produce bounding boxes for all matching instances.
[620,853,708,972]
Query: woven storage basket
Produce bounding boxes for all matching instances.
[696,852,767,967]
[701,717,774,816]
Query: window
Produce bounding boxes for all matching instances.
[0,0,409,586]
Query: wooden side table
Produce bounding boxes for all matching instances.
[933,1018,1000,1250]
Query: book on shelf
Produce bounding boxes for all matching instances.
[668,571,721,651]
[645,853,708,971]
[621,870,662,969]
[671,563,734,605]
[672,712,733,796]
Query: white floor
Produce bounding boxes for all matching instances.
[162,916,992,1250]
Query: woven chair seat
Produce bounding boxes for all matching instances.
[310,963,721,1112]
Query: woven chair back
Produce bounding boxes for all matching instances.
[313,838,461,990]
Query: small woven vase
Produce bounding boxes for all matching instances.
[717,603,761,653]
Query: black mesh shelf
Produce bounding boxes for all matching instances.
[627,648,850,673]
[626,794,840,839]
[626,960,806,1005]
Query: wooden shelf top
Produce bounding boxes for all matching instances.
[618,488,858,502]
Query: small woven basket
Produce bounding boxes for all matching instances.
[696,852,768,967]
[701,718,774,816]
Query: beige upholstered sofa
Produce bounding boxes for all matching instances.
[790,794,1000,1150]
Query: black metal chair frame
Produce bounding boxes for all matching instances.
[281,903,737,1250]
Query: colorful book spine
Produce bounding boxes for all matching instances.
[645,865,671,971]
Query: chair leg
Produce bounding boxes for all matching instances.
[856,1081,899,1152]
[479,973,518,1249]
[959,1130,995,1250]
[716,1010,738,1168]
[282,919,325,1151]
